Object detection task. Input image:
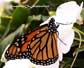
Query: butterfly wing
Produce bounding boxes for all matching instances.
[26,24,58,65]
[3,18,58,66]
[28,30,58,65]
[4,25,47,60]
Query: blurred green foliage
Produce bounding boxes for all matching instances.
[0,0,84,68]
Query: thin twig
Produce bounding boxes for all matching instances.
[73,26,84,35]
[74,37,84,42]
[31,0,39,8]
[70,28,82,68]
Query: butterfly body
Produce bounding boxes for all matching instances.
[4,18,59,66]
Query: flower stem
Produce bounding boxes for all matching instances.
[31,0,39,8]
[74,37,84,42]
[73,26,84,35]
[70,27,82,68]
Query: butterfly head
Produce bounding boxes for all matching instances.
[48,18,59,33]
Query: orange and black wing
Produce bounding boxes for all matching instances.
[4,18,59,65]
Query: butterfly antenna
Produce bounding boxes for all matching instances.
[55,22,73,45]
[56,22,73,25]
[58,37,67,45]
[56,32,67,46]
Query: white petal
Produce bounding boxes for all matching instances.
[3,59,59,68]
[57,25,74,61]
[58,25,74,53]
[4,0,20,3]
[3,59,30,68]
[56,1,83,24]
[40,16,55,26]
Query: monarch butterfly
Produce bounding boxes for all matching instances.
[3,18,59,66]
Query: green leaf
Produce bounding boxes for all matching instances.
[0,62,2,68]
[28,15,42,21]
[11,7,29,30]
[0,17,11,39]
[81,8,84,20]
[0,7,30,40]
[0,25,5,37]
[0,24,25,52]
[1,22,11,41]
[1,17,11,27]
[27,15,42,30]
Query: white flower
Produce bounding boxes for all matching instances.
[0,0,7,23]
[56,1,83,24]
[56,1,83,61]
[0,0,6,17]
[4,0,20,3]
[0,0,21,14]
[2,1,83,68]
[3,59,59,68]
[0,0,20,17]
[0,0,20,24]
